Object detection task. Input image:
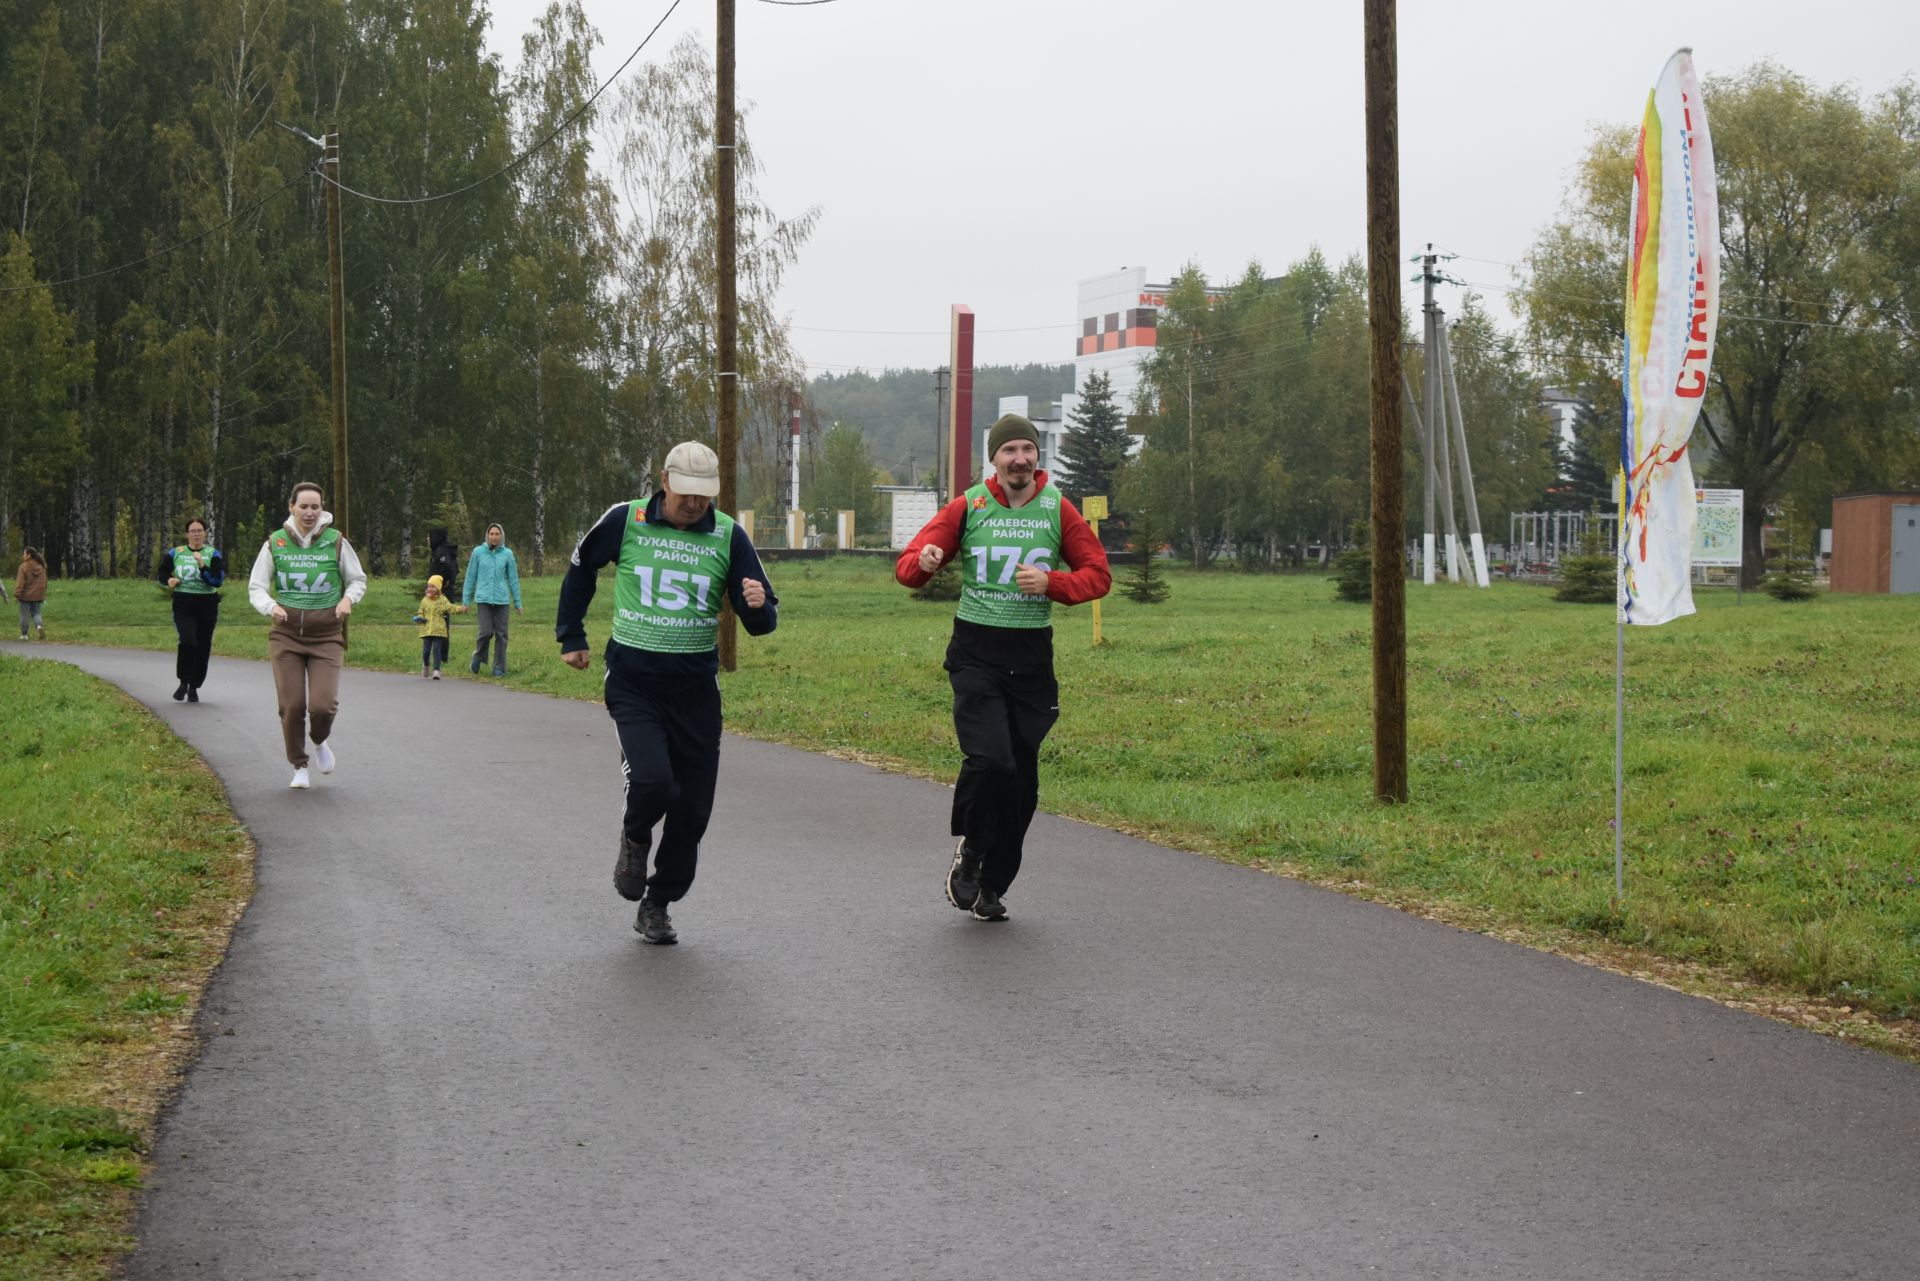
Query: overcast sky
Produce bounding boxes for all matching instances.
[479,0,1920,375]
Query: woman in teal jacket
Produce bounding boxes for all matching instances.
[462,522,522,676]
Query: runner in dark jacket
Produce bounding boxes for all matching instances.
[156,516,226,702]
[556,441,778,945]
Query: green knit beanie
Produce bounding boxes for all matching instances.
[986,413,1038,459]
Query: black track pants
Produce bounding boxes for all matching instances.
[604,666,722,904]
[948,662,1058,896]
[171,593,220,689]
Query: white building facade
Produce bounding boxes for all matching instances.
[1074,266,1169,409]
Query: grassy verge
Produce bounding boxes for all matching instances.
[0,655,252,1280]
[29,563,1920,1047]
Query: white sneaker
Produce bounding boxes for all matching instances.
[315,741,335,774]
[289,767,311,789]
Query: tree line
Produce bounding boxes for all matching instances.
[9,28,1911,589]
[2,0,815,577]
[1090,64,1919,579]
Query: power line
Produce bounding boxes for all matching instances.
[0,171,311,295]
[322,0,684,207]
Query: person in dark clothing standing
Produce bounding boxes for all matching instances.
[556,441,778,945]
[428,528,460,604]
[156,517,226,701]
[894,414,1111,922]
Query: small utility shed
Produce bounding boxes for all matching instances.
[1830,492,1920,594]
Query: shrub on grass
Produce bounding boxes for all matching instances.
[1125,510,1171,604]
[1554,521,1616,604]
[912,561,961,601]
[1329,526,1371,602]
[1764,556,1818,602]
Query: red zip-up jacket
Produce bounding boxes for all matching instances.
[894,471,1112,606]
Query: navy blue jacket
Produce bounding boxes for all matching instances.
[555,494,778,682]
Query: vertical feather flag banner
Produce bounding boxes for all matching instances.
[1620,49,1719,627]
[1614,49,1718,899]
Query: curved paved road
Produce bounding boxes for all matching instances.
[11,641,1920,1279]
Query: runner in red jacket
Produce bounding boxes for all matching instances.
[895,414,1111,922]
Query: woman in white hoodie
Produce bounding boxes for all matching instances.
[248,481,369,788]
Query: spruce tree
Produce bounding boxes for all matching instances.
[1057,371,1131,506]
[1125,509,1171,604]
[1553,519,1617,604]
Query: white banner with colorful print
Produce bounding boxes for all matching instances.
[1619,49,1719,626]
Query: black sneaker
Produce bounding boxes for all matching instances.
[635,897,677,945]
[945,839,982,912]
[970,886,1009,922]
[613,835,648,902]
[172,682,188,702]
[186,687,199,703]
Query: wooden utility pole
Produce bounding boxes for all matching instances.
[1364,0,1408,803]
[715,0,739,671]
[324,127,349,540]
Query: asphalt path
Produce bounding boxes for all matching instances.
[9,639,1920,1279]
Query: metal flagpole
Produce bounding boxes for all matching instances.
[1615,617,1626,900]
[1614,468,1626,901]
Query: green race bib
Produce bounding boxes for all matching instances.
[172,546,219,595]
[268,528,344,610]
[612,504,734,653]
[955,481,1063,629]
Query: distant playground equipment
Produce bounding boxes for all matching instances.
[1506,510,1617,578]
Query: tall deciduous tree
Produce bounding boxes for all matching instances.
[1435,300,1556,529]
[143,0,314,566]
[341,0,513,573]
[490,0,613,573]
[0,234,92,554]
[805,422,881,541]
[1521,63,1920,583]
[604,32,815,502]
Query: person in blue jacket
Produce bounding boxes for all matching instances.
[156,517,225,702]
[463,522,522,676]
[556,442,777,945]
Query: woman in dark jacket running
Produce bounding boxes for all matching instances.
[157,517,226,702]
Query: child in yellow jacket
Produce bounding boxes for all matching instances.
[413,575,466,679]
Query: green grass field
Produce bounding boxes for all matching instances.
[0,655,251,1280]
[25,563,1920,1026]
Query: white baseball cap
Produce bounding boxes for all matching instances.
[663,441,721,498]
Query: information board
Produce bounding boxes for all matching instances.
[1692,489,1743,567]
